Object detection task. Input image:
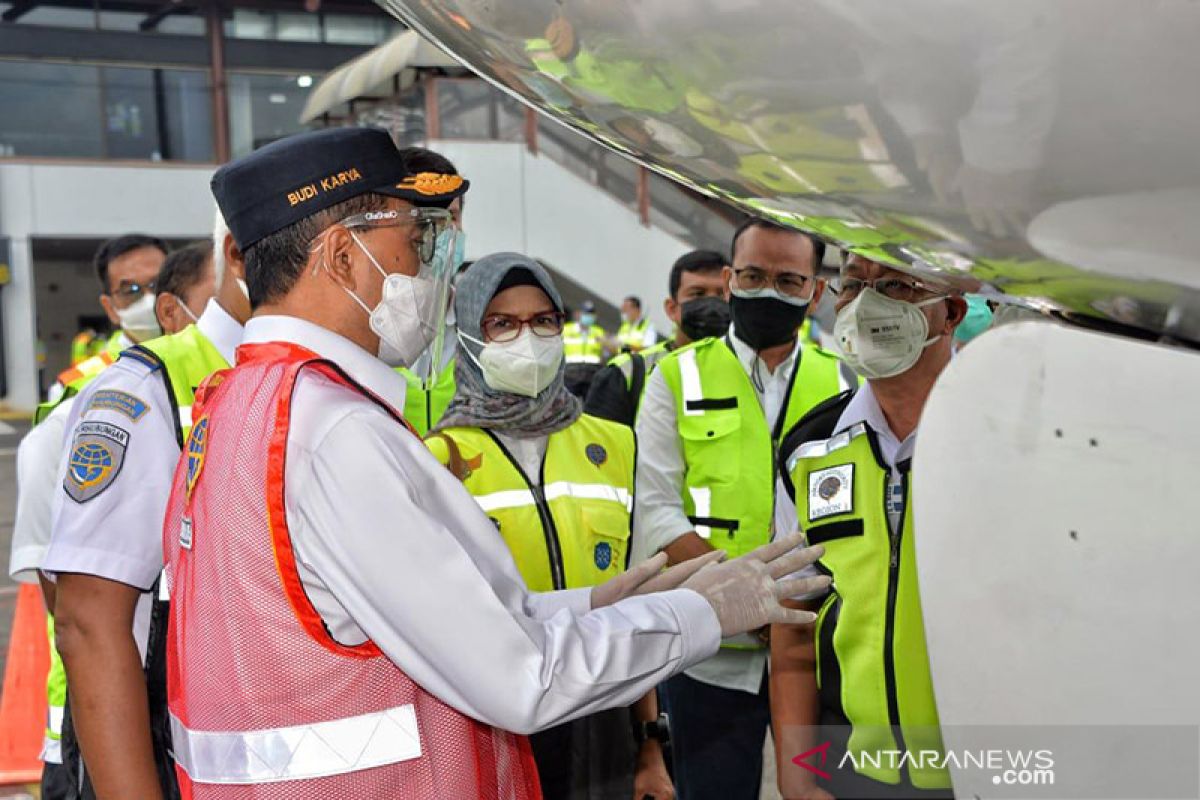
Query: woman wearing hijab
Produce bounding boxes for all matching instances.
[427,253,674,800]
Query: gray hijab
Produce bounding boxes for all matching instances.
[434,252,581,438]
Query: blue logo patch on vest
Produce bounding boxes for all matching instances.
[185,416,209,500]
[594,541,613,570]
[586,443,607,466]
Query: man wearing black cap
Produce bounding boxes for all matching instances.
[163,127,827,797]
[45,211,249,800]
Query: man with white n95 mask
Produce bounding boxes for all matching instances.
[772,252,966,800]
[164,126,828,799]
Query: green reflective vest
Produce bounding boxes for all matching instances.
[397,359,457,437]
[786,424,948,791]
[563,322,607,365]
[426,414,634,593]
[657,337,847,559]
[607,340,672,421]
[616,318,651,352]
[129,324,230,444]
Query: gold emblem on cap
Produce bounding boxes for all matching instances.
[396,172,464,196]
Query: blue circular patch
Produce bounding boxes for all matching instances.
[594,541,613,570]
[185,416,209,498]
[586,443,607,466]
[69,442,113,488]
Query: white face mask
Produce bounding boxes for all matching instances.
[729,284,813,308]
[236,278,250,303]
[834,288,945,379]
[460,328,563,398]
[173,295,200,324]
[340,232,441,368]
[116,293,162,342]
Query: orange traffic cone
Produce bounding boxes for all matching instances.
[0,584,49,785]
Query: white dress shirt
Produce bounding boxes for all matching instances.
[10,400,72,583]
[238,315,721,734]
[633,327,805,694]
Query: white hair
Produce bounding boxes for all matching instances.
[212,207,229,290]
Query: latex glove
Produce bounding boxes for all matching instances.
[681,533,828,637]
[591,549,726,610]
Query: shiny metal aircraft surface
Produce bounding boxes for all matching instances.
[377,0,1200,345]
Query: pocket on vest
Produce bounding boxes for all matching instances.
[678,409,742,484]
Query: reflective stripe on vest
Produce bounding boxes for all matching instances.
[658,337,845,560]
[426,414,634,592]
[617,318,649,349]
[788,425,948,791]
[563,323,605,364]
[170,705,422,785]
[45,616,65,742]
[474,482,632,513]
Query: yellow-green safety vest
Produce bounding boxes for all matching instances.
[126,324,230,444]
[426,414,634,593]
[563,322,607,365]
[657,337,849,559]
[616,318,651,352]
[607,340,672,420]
[397,359,457,437]
[786,424,948,791]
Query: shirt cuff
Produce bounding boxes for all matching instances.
[658,587,722,671]
[8,544,46,584]
[41,544,161,591]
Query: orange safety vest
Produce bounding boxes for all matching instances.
[163,341,542,799]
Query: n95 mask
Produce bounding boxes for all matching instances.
[116,293,162,343]
[834,288,945,379]
[461,329,563,398]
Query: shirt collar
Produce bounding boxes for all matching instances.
[241,315,408,414]
[835,381,916,467]
[726,325,801,380]
[196,299,244,365]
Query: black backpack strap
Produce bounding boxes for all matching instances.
[778,390,856,503]
[628,352,647,414]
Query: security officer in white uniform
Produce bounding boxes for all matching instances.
[9,239,221,800]
[43,212,249,800]
[163,127,829,796]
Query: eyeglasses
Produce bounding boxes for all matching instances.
[336,207,454,263]
[111,280,156,301]
[829,274,947,303]
[731,267,813,299]
[481,311,566,343]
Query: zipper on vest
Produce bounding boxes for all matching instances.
[485,432,568,591]
[883,470,908,777]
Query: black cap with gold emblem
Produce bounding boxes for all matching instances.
[211,127,469,251]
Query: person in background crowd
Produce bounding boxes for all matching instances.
[563,298,610,397]
[427,252,674,800]
[772,252,965,800]
[162,126,826,798]
[395,147,470,436]
[45,235,168,405]
[631,219,854,800]
[153,243,216,335]
[586,249,729,427]
[615,294,658,353]
[9,234,220,800]
[45,210,249,800]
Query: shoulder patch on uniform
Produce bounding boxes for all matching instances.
[87,389,150,421]
[63,421,129,503]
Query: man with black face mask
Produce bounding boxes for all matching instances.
[584,249,729,427]
[630,220,856,800]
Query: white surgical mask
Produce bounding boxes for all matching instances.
[116,293,162,342]
[236,278,250,302]
[834,288,945,379]
[460,328,563,398]
[340,232,442,368]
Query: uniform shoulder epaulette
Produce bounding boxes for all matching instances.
[117,345,164,373]
[777,390,855,501]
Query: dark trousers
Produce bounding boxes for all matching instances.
[41,761,73,800]
[528,706,636,800]
[659,669,770,800]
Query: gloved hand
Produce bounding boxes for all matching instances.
[590,549,726,609]
[680,532,828,637]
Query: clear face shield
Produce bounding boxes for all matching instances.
[417,211,460,386]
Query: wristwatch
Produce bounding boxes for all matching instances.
[632,712,670,747]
